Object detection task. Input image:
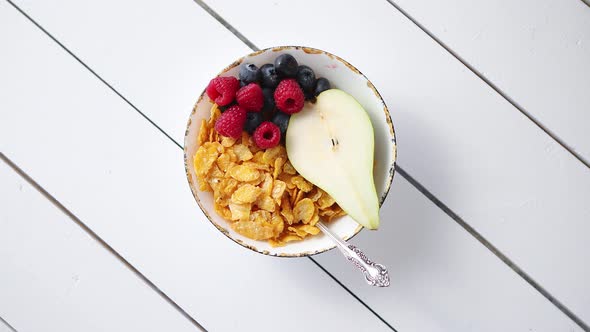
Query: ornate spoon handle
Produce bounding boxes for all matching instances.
[316,222,390,287]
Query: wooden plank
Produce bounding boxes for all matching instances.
[389,0,590,162]
[0,1,584,331]
[0,5,391,332]
[199,0,590,323]
[0,161,200,332]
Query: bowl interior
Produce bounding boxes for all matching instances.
[184,46,396,257]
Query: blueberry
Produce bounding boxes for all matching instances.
[274,54,298,78]
[296,65,316,93]
[314,77,331,96]
[260,64,280,89]
[261,88,275,118]
[271,112,290,138]
[244,112,264,134]
[218,103,234,112]
[239,63,260,84]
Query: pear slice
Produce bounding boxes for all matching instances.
[286,89,380,229]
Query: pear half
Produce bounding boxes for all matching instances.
[286,89,380,229]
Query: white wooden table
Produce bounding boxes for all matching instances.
[1,0,589,331]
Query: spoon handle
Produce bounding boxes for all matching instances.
[316,222,390,287]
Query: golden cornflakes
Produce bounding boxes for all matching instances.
[221,136,237,148]
[262,145,286,165]
[317,190,336,209]
[228,164,260,182]
[229,202,251,221]
[197,119,208,146]
[233,144,253,161]
[292,176,313,193]
[294,190,305,205]
[255,195,276,212]
[280,195,294,225]
[231,220,275,240]
[308,188,322,202]
[273,157,286,179]
[260,173,273,196]
[293,198,315,224]
[194,103,347,246]
[271,180,286,203]
[283,161,297,175]
[252,151,265,164]
[231,184,262,204]
[193,143,219,177]
[214,203,232,220]
[288,224,320,237]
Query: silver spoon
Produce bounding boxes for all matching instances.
[316,221,390,287]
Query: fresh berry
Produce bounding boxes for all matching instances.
[236,83,264,112]
[274,79,305,114]
[304,90,315,101]
[244,112,264,135]
[261,87,275,117]
[314,77,331,96]
[214,105,247,139]
[206,76,239,106]
[260,64,280,89]
[253,121,281,149]
[239,63,261,84]
[296,65,316,93]
[271,112,290,138]
[274,54,298,77]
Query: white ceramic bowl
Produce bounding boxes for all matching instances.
[184,46,396,257]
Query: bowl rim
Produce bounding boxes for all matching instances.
[183,45,397,258]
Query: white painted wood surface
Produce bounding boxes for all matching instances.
[201,0,590,322]
[0,4,390,332]
[0,162,200,332]
[1,0,588,330]
[391,0,590,161]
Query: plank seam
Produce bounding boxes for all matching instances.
[192,0,259,51]
[0,316,17,332]
[0,152,207,332]
[2,1,393,330]
[384,0,590,169]
[308,257,399,332]
[396,166,590,331]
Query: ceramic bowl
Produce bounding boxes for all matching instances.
[184,46,396,257]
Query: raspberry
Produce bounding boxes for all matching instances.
[274,79,305,114]
[206,76,239,106]
[253,121,281,149]
[236,83,264,112]
[214,105,247,139]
